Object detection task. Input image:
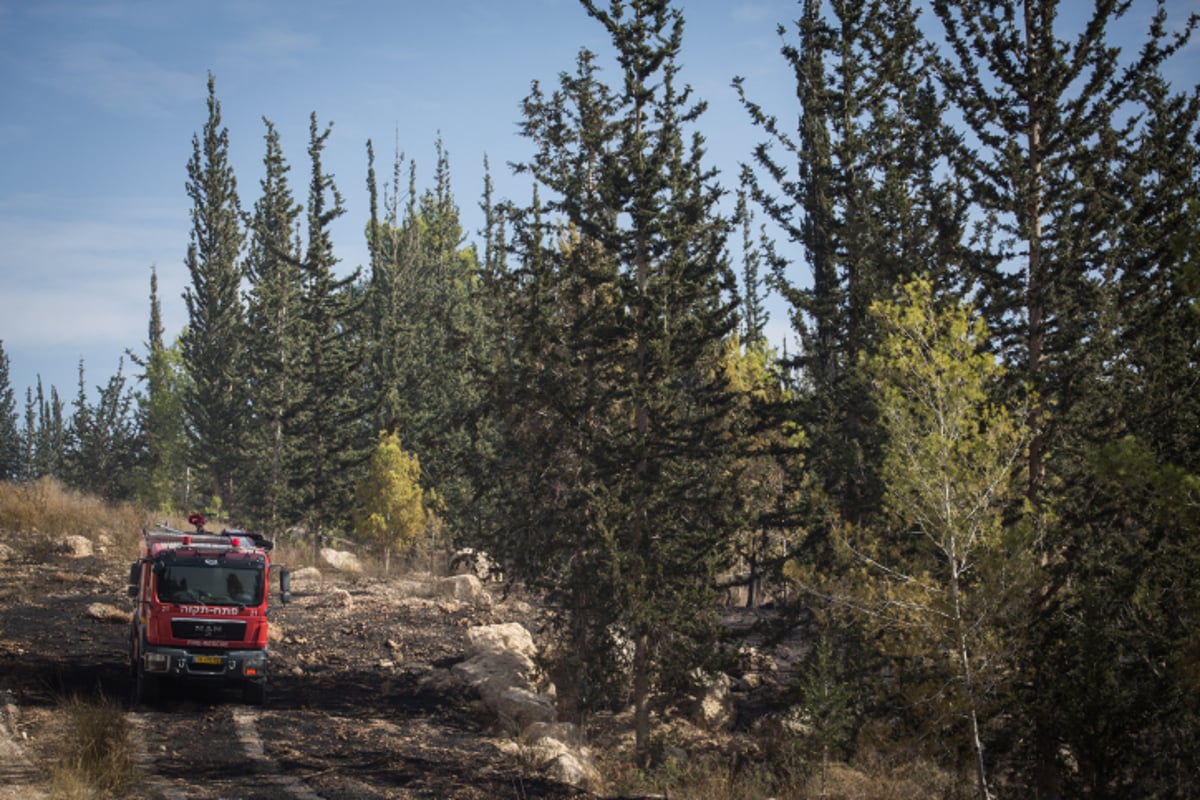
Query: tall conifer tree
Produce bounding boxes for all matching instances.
[180,73,248,515]
[737,0,969,524]
[931,2,1198,792]
[288,113,370,536]
[0,342,19,481]
[490,0,740,759]
[244,117,304,533]
[131,267,188,510]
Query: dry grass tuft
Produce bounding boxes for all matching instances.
[0,478,142,561]
[46,693,136,799]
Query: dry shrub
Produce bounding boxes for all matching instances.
[0,478,142,561]
[808,758,956,800]
[46,693,136,799]
[603,751,804,800]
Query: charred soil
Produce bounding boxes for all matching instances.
[0,549,594,799]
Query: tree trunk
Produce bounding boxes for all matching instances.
[632,630,652,765]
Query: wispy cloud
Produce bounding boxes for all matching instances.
[40,40,200,117]
[0,210,185,349]
[217,27,319,71]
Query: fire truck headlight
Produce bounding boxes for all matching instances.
[144,653,170,672]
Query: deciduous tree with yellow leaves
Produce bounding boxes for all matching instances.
[353,431,428,575]
[852,275,1028,800]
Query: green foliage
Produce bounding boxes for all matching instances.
[796,626,855,793]
[0,341,19,481]
[722,336,803,607]
[21,378,64,481]
[179,73,249,513]
[737,0,969,524]
[64,360,142,502]
[353,431,427,556]
[364,139,490,538]
[857,275,1027,800]
[286,113,372,535]
[488,0,741,760]
[243,117,305,534]
[131,268,189,512]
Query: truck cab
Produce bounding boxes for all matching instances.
[129,520,290,705]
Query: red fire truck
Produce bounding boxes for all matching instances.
[128,515,291,705]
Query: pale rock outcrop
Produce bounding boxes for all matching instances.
[447,622,599,790]
[85,603,129,623]
[57,535,93,558]
[318,548,362,573]
[288,566,322,588]
[436,574,483,601]
[689,669,735,732]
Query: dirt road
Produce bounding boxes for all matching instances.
[0,553,588,799]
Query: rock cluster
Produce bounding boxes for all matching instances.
[431,621,600,790]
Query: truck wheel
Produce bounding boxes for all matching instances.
[134,665,160,707]
[242,680,266,706]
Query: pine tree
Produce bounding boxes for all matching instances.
[131,267,188,511]
[365,139,490,538]
[490,0,741,759]
[0,341,19,481]
[23,378,63,480]
[244,117,304,534]
[930,3,1198,792]
[287,113,370,537]
[64,360,141,501]
[1040,58,1200,796]
[736,0,970,525]
[180,73,248,515]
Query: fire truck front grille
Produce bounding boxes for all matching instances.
[171,619,247,641]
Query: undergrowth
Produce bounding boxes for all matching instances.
[46,693,136,799]
[0,478,142,560]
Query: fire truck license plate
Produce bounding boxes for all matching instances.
[194,655,221,665]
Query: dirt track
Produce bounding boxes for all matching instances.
[0,551,591,799]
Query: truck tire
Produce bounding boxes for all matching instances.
[242,680,266,706]
[134,664,160,707]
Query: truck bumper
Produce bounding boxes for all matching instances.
[140,645,267,683]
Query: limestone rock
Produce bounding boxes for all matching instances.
[85,603,129,623]
[57,535,93,558]
[436,574,482,601]
[466,623,536,659]
[288,566,322,587]
[318,548,362,573]
[690,670,735,732]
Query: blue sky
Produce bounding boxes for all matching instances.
[1,0,1196,405]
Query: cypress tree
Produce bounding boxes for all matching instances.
[737,0,969,525]
[23,378,63,481]
[180,73,248,516]
[930,2,1198,792]
[0,342,19,481]
[64,360,141,501]
[491,0,741,759]
[244,117,304,534]
[287,113,370,537]
[365,139,489,538]
[131,267,188,511]
[1043,57,1200,796]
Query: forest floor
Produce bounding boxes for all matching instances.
[0,537,812,799]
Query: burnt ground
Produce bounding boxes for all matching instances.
[0,544,812,800]
[0,551,595,799]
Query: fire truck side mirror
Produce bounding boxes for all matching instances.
[279,568,292,604]
[127,562,140,597]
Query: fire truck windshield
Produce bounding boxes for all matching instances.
[156,564,263,606]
